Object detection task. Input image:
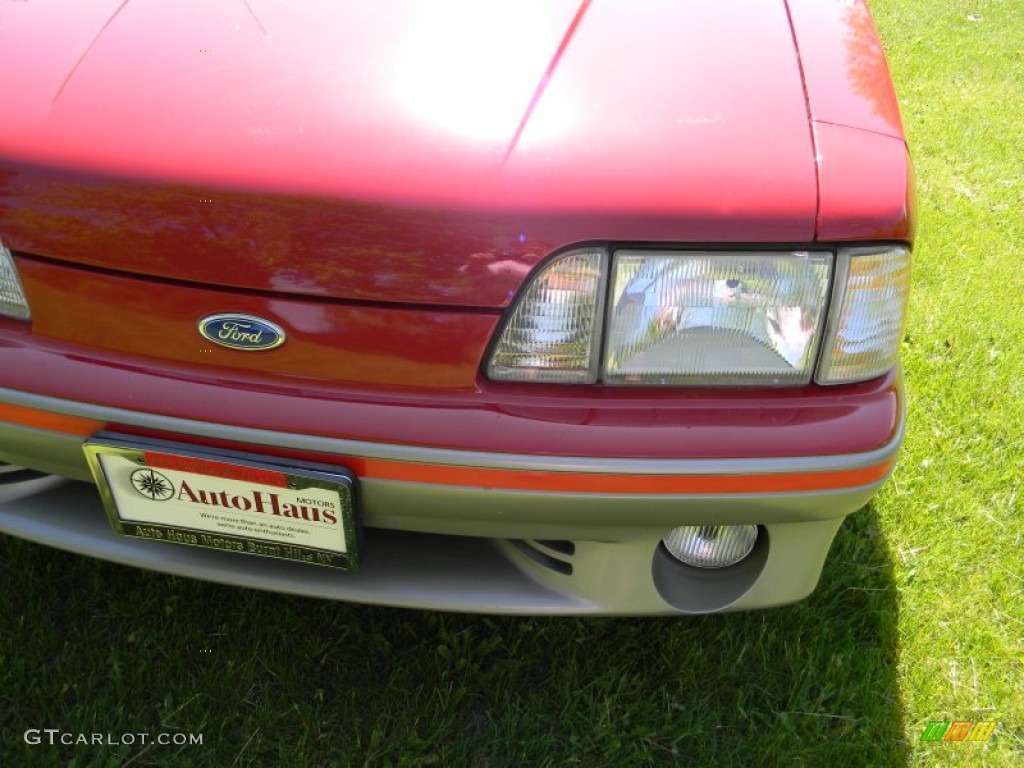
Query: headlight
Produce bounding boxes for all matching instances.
[816,245,911,384]
[486,245,908,386]
[604,251,832,385]
[0,240,31,321]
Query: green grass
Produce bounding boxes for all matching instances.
[2,0,1023,765]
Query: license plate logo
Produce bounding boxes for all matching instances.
[131,468,177,501]
[84,439,358,570]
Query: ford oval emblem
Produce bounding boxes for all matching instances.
[198,313,287,351]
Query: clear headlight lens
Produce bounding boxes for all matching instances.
[486,248,606,383]
[604,251,832,385]
[816,245,911,384]
[0,240,31,321]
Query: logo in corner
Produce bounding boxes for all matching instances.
[130,469,176,501]
[920,720,997,743]
[198,313,286,351]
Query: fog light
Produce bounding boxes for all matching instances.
[662,525,758,568]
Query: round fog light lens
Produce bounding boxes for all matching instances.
[662,525,758,569]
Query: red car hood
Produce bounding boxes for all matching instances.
[0,1,817,307]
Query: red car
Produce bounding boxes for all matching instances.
[0,0,912,614]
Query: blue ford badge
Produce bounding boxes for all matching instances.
[198,313,286,351]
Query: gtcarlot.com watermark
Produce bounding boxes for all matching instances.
[24,729,203,747]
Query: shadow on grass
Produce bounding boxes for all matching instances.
[0,504,904,767]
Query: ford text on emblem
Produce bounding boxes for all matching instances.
[198,314,286,351]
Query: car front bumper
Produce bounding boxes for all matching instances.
[0,381,903,615]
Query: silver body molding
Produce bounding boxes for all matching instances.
[0,386,901,475]
[0,387,904,614]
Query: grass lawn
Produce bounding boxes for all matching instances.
[1,0,1022,765]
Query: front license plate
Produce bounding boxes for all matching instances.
[84,437,358,570]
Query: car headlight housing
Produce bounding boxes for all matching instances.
[488,245,910,387]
